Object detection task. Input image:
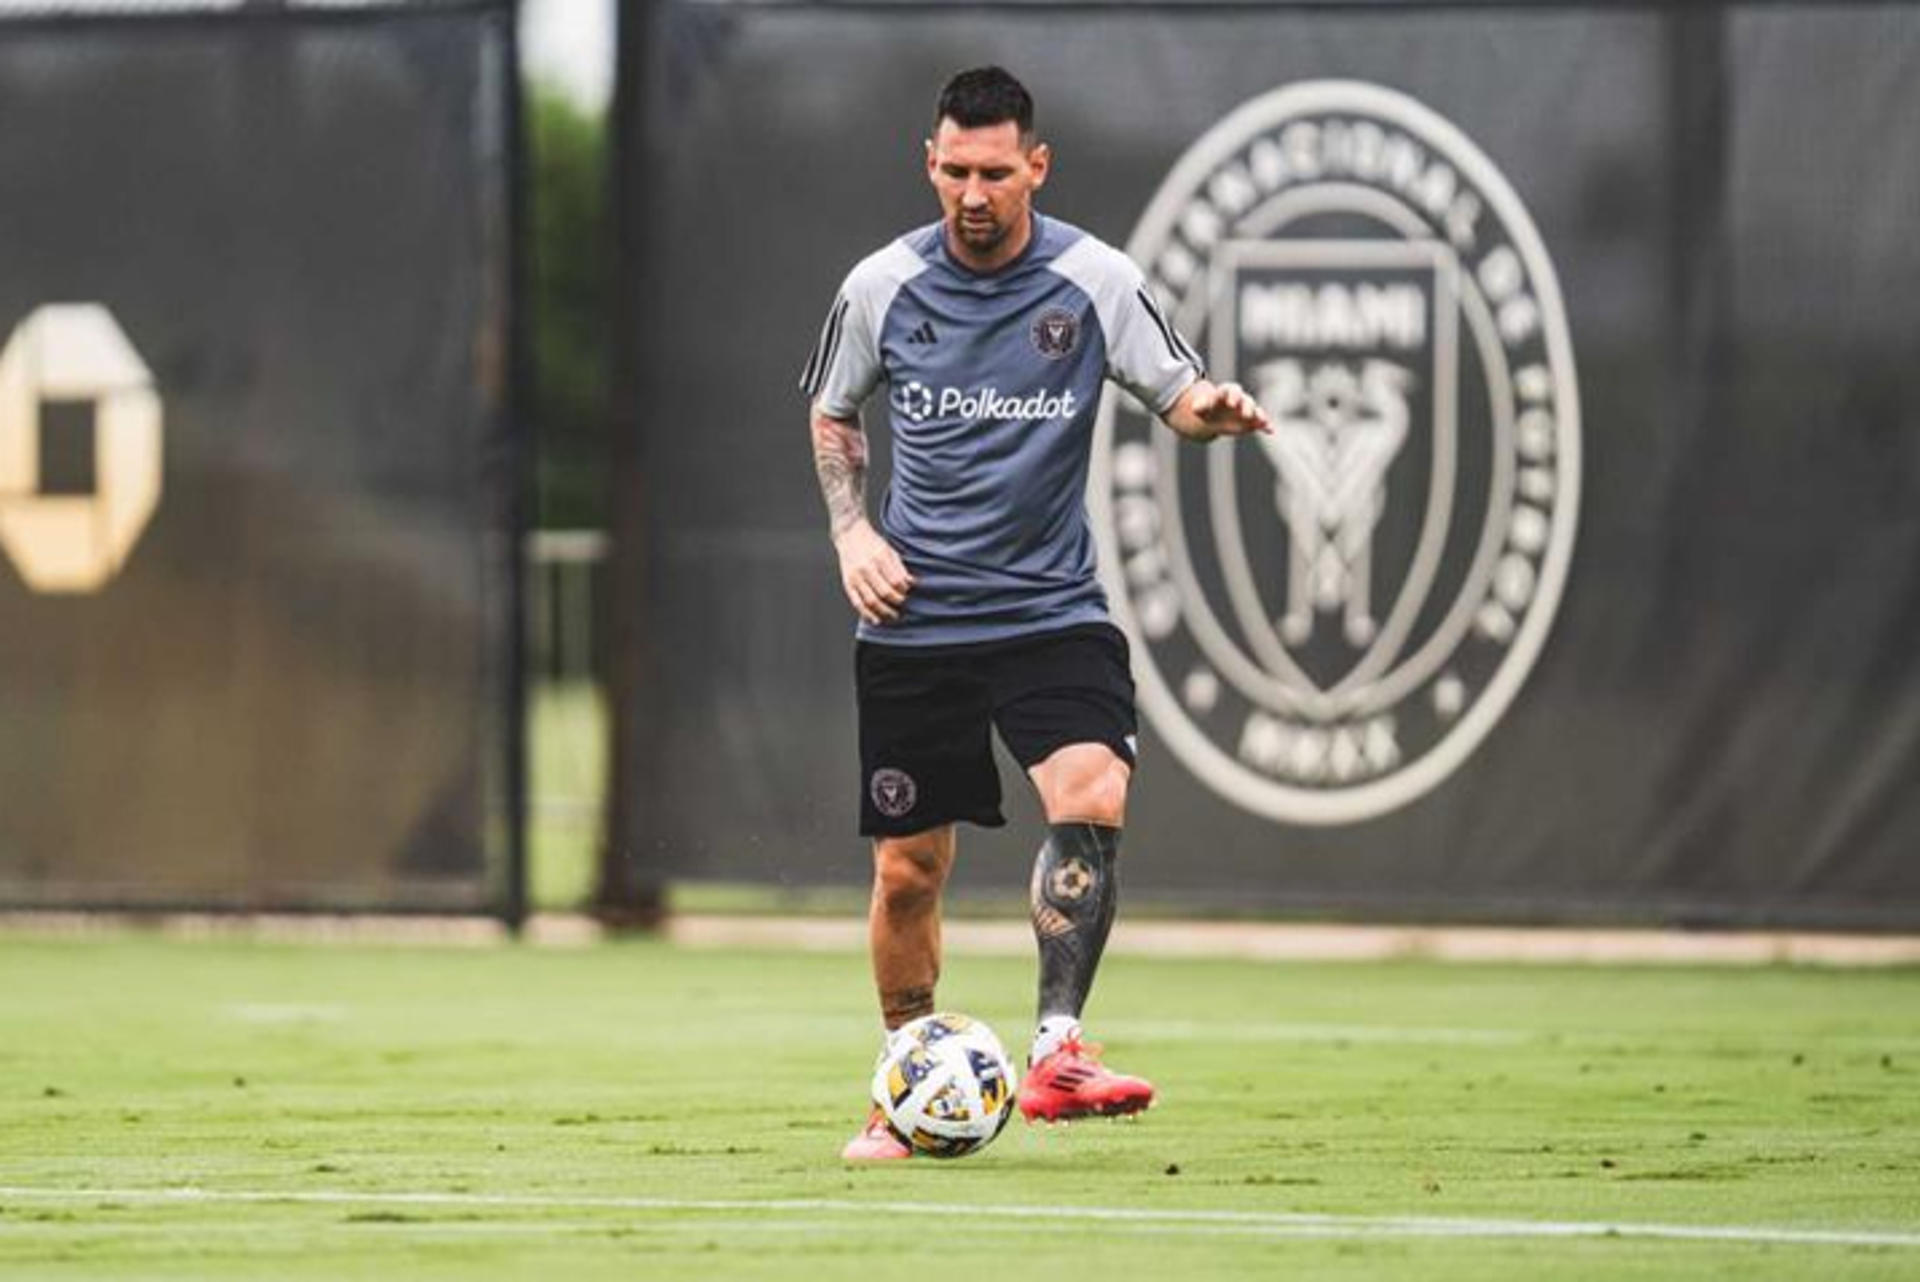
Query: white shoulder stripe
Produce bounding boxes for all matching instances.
[859,237,929,294]
[838,237,927,352]
[1047,235,1138,333]
[1049,233,1203,415]
[804,236,929,417]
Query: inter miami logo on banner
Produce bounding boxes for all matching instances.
[1091,81,1580,825]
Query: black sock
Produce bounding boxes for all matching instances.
[1030,822,1120,1024]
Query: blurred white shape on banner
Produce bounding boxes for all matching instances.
[0,304,163,594]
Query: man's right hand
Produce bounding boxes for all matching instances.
[834,519,915,625]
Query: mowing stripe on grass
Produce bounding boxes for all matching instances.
[1,1186,1914,1249]
[1106,1020,1528,1045]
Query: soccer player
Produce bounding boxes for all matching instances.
[801,66,1270,1160]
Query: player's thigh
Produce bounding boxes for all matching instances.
[1025,741,1132,826]
[988,623,1140,778]
[855,642,1004,837]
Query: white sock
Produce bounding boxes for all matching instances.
[1031,1015,1082,1064]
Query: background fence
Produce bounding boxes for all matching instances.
[0,0,521,913]
[608,0,1920,930]
[3,0,1915,930]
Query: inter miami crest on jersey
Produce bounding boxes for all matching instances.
[1030,307,1079,359]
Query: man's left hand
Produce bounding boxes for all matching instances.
[1167,379,1272,440]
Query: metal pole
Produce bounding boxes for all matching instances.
[598,0,668,929]
[502,0,533,933]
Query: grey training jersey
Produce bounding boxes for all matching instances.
[801,215,1202,646]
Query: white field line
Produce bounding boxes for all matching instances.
[0,1186,1915,1250]
[223,1003,349,1024]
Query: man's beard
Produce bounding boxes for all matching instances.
[956,212,1004,252]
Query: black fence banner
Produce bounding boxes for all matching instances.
[615,1,1920,929]
[0,4,519,912]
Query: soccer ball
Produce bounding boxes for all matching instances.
[871,1013,1017,1159]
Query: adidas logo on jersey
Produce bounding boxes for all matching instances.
[906,320,938,345]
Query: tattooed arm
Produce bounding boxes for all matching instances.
[812,407,914,625]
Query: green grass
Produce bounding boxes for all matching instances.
[1,936,1916,1279]
[528,680,605,911]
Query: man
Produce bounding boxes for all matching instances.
[800,66,1269,1161]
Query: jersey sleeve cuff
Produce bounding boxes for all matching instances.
[1150,367,1203,418]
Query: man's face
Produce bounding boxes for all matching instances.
[926,118,1050,265]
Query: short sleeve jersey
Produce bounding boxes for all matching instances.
[800,215,1202,646]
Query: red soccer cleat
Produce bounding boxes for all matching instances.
[840,1106,912,1161]
[1017,1037,1155,1122]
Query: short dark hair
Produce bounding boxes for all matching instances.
[935,66,1035,138]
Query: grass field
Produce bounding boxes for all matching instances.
[527,681,606,912]
[2,935,1917,1280]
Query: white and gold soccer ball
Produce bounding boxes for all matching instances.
[871,1013,1017,1158]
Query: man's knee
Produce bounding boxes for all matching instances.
[1032,744,1130,827]
[872,830,953,915]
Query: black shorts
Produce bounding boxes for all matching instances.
[855,622,1138,837]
